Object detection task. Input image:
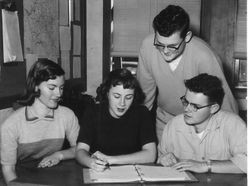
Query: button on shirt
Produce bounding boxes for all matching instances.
[158,110,247,173]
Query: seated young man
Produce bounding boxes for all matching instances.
[158,73,246,173]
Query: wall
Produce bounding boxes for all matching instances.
[201,0,237,83]
[0,0,104,124]
[201,0,247,119]
[0,0,60,125]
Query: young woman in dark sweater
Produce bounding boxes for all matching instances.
[76,68,157,171]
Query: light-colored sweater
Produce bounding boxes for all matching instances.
[137,34,238,117]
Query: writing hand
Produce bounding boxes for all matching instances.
[90,151,110,171]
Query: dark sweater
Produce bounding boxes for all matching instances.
[77,103,156,155]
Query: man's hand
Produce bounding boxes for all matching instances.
[159,152,178,167]
[172,159,207,173]
[38,152,63,168]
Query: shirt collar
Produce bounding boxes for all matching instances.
[177,113,221,134]
[25,106,54,122]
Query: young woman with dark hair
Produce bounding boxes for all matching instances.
[1,59,79,183]
[76,68,157,172]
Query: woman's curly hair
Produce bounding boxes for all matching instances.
[96,68,145,105]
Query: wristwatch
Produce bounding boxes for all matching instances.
[206,160,212,173]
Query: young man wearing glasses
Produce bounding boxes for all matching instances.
[136,5,238,142]
[157,74,246,173]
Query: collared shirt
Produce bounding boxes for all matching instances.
[169,55,182,71]
[158,110,247,173]
[1,106,79,165]
[25,106,54,122]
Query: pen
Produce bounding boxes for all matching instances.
[91,154,110,170]
[105,162,111,170]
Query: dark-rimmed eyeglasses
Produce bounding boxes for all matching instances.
[180,96,214,112]
[153,35,185,52]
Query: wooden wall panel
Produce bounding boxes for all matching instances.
[200,0,237,84]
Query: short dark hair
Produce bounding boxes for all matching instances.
[184,73,225,106]
[153,5,190,38]
[18,59,65,105]
[96,68,145,105]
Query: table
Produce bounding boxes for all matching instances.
[6,160,247,186]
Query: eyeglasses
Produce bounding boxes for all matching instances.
[154,35,185,52]
[180,96,214,112]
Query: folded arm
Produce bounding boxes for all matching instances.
[172,159,245,173]
[38,146,76,168]
[96,142,157,165]
[137,47,156,110]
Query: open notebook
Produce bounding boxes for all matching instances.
[83,165,198,183]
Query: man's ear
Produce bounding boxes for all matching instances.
[185,31,193,43]
[210,103,220,114]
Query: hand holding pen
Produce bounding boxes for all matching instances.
[90,151,111,171]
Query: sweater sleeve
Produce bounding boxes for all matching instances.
[0,117,18,165]
[136,39,157,110]
[65,110,80,147]
[138,106,157,146]
[157,118,174,162]
[77,103,96,146]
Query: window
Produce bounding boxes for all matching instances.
[111,0,201,56]
[234,0,246,54]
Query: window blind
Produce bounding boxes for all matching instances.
[112,0,201,56]
[234,0,246,54]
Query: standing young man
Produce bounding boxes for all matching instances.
[136,5,238,141]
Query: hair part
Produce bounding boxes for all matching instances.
[96,68,145,105]
[153,5,190,38]
[18,59,65,106]
[184,73,225,106]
